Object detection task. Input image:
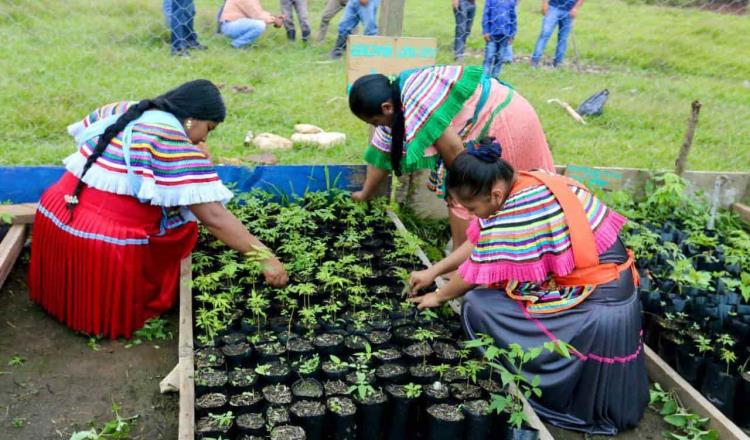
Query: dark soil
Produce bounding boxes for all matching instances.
[346,370,376,385]
[427,403,464,422]
[196,392,227,411]
[547,406,671,439]
[195,368,229,388]
[324,379,349,396]
[290,400,325,417]
[0,264,178,439]
[270,424,306,440]
[344,335,369,351]
[450,383,483,401]
[386,384,420,399]
[433,341,459,361]
[376,363,406,379]
[287,337,314,353]
[425,382,450,400]
[222,332,247,346]
[355,388,388,405]
[463,399,490,416]
[410,364,436,379]
[236,412,265,430]
[257,341,286,358]
[314,332,344,347]
[373,347,402,363]
[322,359,349,374]
[196,415,232,433]
[263,384,293,405]
[327,396,357,416]
[260,360,291,376]
[195,347,225,369]
[266,405,290,427]
[222,342,251,356]
[404,341,433,358]
[230,391,263,407]
[292,378,324,399]
[366,330,392,345]
[229,368,258,388]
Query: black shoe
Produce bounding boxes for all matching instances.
[330,34,347,59]
[287,29,296,41]
[171,47,190,56]
[188,42,208,50]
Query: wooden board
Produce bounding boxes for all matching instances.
[386,209,555,440]
[644,345,749,440]
[0,225,26,289]
[177,256,195,440]
[0,203,37,224]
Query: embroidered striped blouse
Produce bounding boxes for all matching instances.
[364,65,484,173]
[459,179,626,288]
[64,102,233,228]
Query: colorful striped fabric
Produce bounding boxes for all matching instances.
[365,65,484,172]
[459,178,626,288]
[64,101,233,211]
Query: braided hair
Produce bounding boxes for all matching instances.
[348,74,406,176]
[67,79,226,214]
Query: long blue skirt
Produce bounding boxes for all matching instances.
[461,238,649,435]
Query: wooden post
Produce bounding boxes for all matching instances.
[378,0,406,37]
[675,100,702,177]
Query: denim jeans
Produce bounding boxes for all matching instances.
[531,5,574,66]
[337,0,380,37]
[453,0,475,60]
[221,19,267,48]
[170,0,198,52]
[483,35,510,78]
[502,43,513,63]
[163,0,172,27]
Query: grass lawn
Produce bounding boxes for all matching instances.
[0,0,748,171]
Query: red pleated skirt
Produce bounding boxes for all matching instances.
[28,172,198,339]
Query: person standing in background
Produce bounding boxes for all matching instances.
[330,0,380,59]
[530,0,583,67]
[170,0,207,55]
[453,0,476,62]
[482,0,517,77]
[316,0,348,42]
[280,0,312,42]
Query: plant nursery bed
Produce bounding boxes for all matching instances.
[181,190,554,440]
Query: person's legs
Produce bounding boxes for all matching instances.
[502,42,513,63]
[491,36,510,77]
[221,19,267,48]
[280,0,296,40]
[530,6,561,65]
[554,12,574,66]
[331,0,359,57]
[295,0,312,41]
[317,0,346,42]
[163,0,172,27]
[359,0,380,36]
[482,38,500,77]
[453,0,475,61]
[170,0,192,53]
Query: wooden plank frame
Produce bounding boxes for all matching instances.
[0,203,37,225]
[0,225,27,289]
[177,256,195,440]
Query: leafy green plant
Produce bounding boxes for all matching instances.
[87,337,102,352]
[69,402,138,440]
[694,335,712,355]
[11,417,26,429]
[649,383,718,440]
[8,355,25,367]
[296,354,320,376]
[208,411,234,428]
[347,371,376,400]
[254,364,272,375]
[404,383,422,398]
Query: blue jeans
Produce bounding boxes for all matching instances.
[170,0,198,52]
[337,0,380,37]
[483,36,510,78]
[502,43,513,63]
[163,0,172,27]
[221,19,267,48]
[531,5,574,66]
[453,0,475,60]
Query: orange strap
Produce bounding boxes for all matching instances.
[554,250,638,287]
[519,171,599,269]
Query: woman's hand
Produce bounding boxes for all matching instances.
[196,141,211,160]
[263,257,288,288]
[408,292,444,310]
[408,268,438,296]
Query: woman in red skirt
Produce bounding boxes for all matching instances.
[28,79,288,339]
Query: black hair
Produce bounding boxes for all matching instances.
[67,79,225,214]
[349,74,406,175]
[446,143,515,200]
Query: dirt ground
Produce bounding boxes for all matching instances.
[0,259,179,440]
[547,409,669,439]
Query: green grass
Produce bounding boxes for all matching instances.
[0,0,748,170]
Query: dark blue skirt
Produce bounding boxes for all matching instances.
[461,238,649,435]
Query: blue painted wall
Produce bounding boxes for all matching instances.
[0,165,367,203]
